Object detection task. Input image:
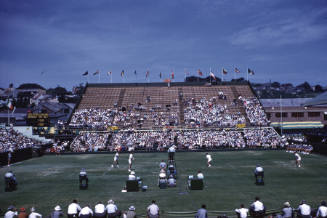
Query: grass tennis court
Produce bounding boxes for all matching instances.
[1,151,327,217]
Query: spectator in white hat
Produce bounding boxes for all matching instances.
[281,202,293,218]
[124,206,136,218]
[49,206,64,218]
[106,200,120,218]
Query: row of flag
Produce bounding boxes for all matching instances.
[82,68,255,79]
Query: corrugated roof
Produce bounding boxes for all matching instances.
[304,91,327,106]
[260,98,312,107]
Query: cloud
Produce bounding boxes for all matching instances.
[230,8,327,48]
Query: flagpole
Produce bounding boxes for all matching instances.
[98,72,100,83]
[111,73,112,84]
[233,66,236,80]
[184,68,187,81]
[7,108,9,126]
[280,94,283,136]
[221,68,224,82]
[247,67,249,82]
[210,67,212,83]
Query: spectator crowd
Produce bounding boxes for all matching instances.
[68,128,285,152]
[0,127,42,153]
[4,198,327,218]
[183,97,246,128]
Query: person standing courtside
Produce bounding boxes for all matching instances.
[67,200,81,218]
[168,145,176,161]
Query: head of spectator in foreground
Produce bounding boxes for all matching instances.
[55,205,61,211]
[108,199,114,204]
[152,200,156,204]
[284,202,290,208]
[321,201,326,206]
[73,199,78,203]
[202,204,206,209]
[129,206,135,211]
[255,197,260,201]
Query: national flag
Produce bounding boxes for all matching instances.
[171,71,175,80]
[248,68,255,75]
[164,78,171,83]
[222,68,228,75]
[107,71,112,76]
[93,70,100,75]
[197,69,203,76]
[146,70,149,78]
[210,72,216,80]
[134,70,137,75]
[7,99,14,111]
[82,71,88,76]
[159,72,162,79]
[234,68,241,73]
[121,70,125,77]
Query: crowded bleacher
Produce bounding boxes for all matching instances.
[0,127,42,153]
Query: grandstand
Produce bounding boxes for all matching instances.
[72,82,257,129]
[67,82,281,152]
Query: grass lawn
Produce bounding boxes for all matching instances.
[0,150,326,217]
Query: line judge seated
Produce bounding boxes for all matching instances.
[188,171,204,190]
[79,168,88,189]
[4,170,17,192]
[197,171,204,180]
[158,170,167,189]
[128,171,136,180]
[254,164,264,185]
[167,175,176,187]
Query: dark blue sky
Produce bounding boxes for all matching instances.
[1,0,327,89]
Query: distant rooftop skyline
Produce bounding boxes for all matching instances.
[1,0,327,89]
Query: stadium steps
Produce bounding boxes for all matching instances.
[117,88,126,107]
[231,86,251,126]
[178,88,185,125]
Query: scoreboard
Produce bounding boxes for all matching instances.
[26,113,50,127]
